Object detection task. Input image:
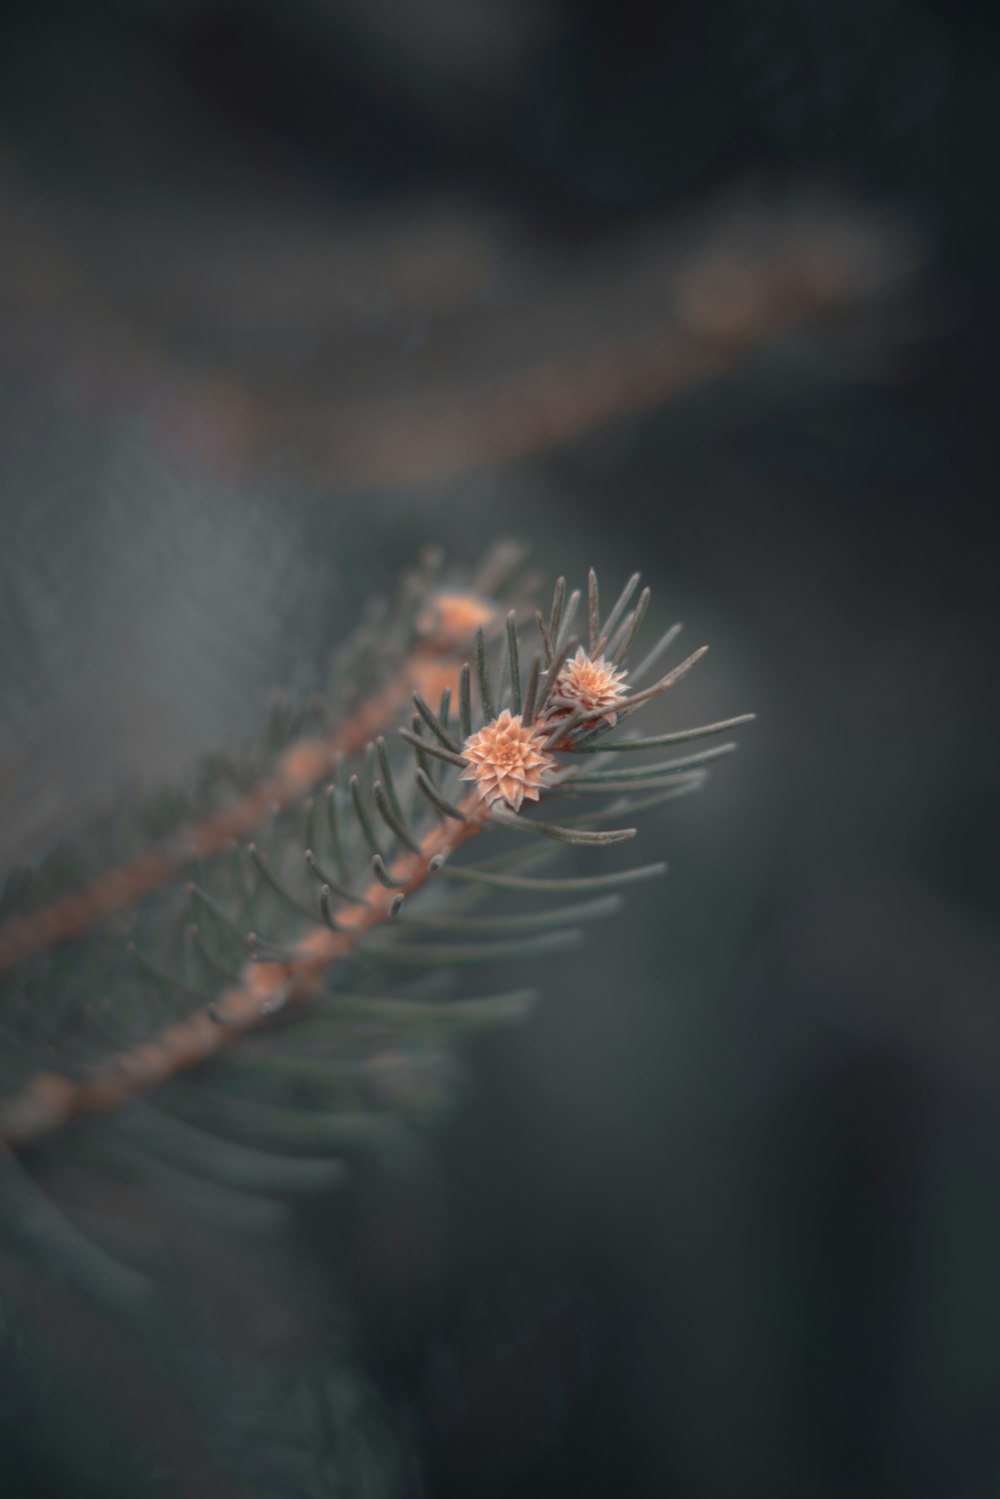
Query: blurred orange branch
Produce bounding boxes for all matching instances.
[0,167,916,489]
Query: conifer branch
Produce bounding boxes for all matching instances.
[0,561,752,1163]
[0,793,492,1149]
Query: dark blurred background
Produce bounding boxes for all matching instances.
[1,2,999,1496]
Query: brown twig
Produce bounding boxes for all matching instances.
[0,647,474,979]
[0,793,489,1150]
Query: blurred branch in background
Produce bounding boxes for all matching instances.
[0,160,921,488]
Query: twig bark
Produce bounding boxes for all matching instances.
[0,649,467,978]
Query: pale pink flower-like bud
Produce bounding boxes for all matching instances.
[546,646,629,727]
[459,709,558,813]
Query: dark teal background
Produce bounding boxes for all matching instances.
[1,3,998,1496]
